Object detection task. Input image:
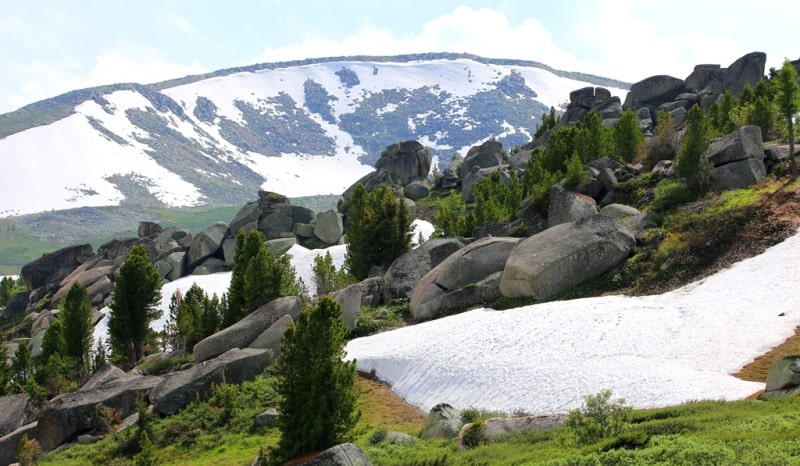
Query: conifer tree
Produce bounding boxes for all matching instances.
[344,184,411,280]
[0,342,10,396]
[563,151,589,190]
[675,104,713,194]
[776,60,800,167]
[108,245,162,368]
[273,296,360,461]
[61,282,93,378]
[11,341,32,391]
[645,110,677,170]
[614,109,644,162]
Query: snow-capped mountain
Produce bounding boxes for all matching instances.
[0,53,629,218]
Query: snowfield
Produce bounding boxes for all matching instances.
[346,229,800,414]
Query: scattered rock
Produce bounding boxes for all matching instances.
[302,442,373,466]
[374,140,432,187]
[458,414,567,450]
[548,185,597,228]
[187,222,228,270]
[420,403,462,440]
[255,408,280,427]
[315,210,344,245]
[383,238,465,303]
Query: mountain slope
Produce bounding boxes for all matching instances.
[0,53,628,218]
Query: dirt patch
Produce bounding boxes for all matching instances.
[356,375,426,431]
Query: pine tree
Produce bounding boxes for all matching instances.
[344,184,411,280]
[61,282,93,378]
[273,297,360,461]
[0,342,10,396]
[11,341,32,392]
[675,104,713,194]
[776,60,800,168]
[575,109,610,163]
[563,151,588,190]
[614,109,644,162]
[108,245,162,368]
[433,190,467,237]
[645,110,677,170]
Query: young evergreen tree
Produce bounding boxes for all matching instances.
[776,60,800,167]
[563,151,589,190]
[645,110,677,170]
[61,282,93,378]
[11,341,32,392]
[575,109,611,163]
[433,190,467,237]
[312,252,353,296]
[224,230,260,326]
[674,104,713,194]
[0,276,15,306]
[273,296,360,461]
[344,184,411,280]
[38,318,66,365]
[0,342,11,396]
[108,245,162,368]
[614,109,645,162]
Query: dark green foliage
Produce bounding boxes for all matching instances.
[597,429,650,452]
[349,300,408,339]
[522,151,561,207]
[273,296,360,461]
[710,91,739,136]
[675,105,713,194]
[312,251,354,296]
[91,338,108,375]
[39,319,65,365]
[566,390,632,445]
[645,110,677,170]
[461,418,487,449]
[166,283,222,352]
[776,60,800,160]
[108,245,162,368]
[614,109,645,162]
[471,170,523,227]
[0,343,10,396]
[534,106,559,139]
[0,276,16,306]
[61,282,93,378]
[432,190,467,238]
[224,229,303,326]
[345,184,411,280]
[746,96,778,141]
[562,151,588,190]
[541,125,579,173]
[11,341,32,391]
[575,109,612,163]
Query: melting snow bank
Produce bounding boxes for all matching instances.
[346,229,800,414]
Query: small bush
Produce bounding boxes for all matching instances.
[368,428,388,445]
[567,389,632,445]
[651,179,694,213]
[461,418,487,449]
[598,429,650,451]
[460,408,505,425]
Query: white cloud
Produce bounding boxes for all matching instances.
[0,45,205,114]
[254,7,587,74]
[164,13,194,34]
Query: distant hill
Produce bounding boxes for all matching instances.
[0,52,629,218]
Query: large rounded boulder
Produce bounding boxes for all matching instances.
[500,216,635,300]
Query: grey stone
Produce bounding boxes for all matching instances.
[403,180,431,201]
[230,201,261,236]
[381,431,418,445]
[36,371,162,451]
[2,291,28,320]
[0,394,35,438]
[303,442,373,466]
[259,212,293,240]
[707,125,765,167]
[548,184,597,228]
[623,75,685,109]
[458,415,567,450]
[383,238,465,303]
[722,52,766,97]
[355,277,385,308]
[420,403,461,440]
[462,140,505,176]
[290,205,315,224]
[193,296,304,363]
[138,221,163,237]
[78,433,103,444]
[342,169,399,200]
[669,107,688,131]
[599,203,641,219]
[222,237,237,265]
[374,140,432,187]
[293,222,316,238]
[332,284,361,329]
[187,222,228,270]
[709,158,767,192]
[192,257,228,275]
[765,144,790,162]
[442,159,463,188]
[151,348,273,416]
[501,215,635,300]
[410,237,519,321]
[164,251,187,281]
[315,210,344,244]
[249,315,293,357]
[255,408,280,427]
[266,237,296,256]
[21,243,93,291]
[685,64,722,93]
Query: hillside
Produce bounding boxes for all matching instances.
[0,53,628,219]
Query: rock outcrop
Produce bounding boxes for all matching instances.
[383,238,466,303]
[420,403,462,440]
[500,215,635,300]
[410,237,519,321]
[193,296,303,363]
[302,442,373,466]
[760,355,800,400]
[706,125,767,191]
[458,414,567,450]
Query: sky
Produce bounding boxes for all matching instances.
[2,0,798,115]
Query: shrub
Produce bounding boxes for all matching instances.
[566,389,632,445]
[368,428,388,445]
[650,179,694,213]
[461,418,487,449]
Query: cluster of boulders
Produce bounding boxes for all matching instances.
[342,140,432,205]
